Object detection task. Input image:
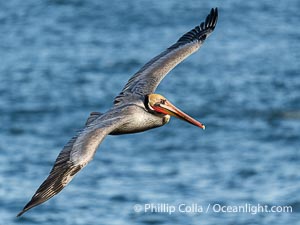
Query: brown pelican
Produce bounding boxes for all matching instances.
[17,8,218,216]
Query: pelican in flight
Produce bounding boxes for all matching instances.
[18,8,218,216]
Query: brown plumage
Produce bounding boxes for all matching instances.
[17,8,218,217]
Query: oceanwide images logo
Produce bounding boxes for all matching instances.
[133,203,293,215]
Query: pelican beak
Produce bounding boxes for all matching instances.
[153,100,205,130]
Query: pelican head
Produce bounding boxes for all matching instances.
[146,94,205,130]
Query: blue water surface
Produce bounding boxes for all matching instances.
[0,0,299,224]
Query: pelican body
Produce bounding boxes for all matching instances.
[17,8,218,216]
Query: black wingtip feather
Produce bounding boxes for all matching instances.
[17,166,78,217]
[17,200,38,217]
[17,147,82,217]
[168,7,218,50]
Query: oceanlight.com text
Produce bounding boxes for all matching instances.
[133,203,293,215]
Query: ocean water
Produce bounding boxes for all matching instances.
[0,0,299,224]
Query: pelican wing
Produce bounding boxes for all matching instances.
[17,115,127,217]
[114,8,218,104]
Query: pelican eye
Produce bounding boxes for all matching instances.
[160,99,166,104]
